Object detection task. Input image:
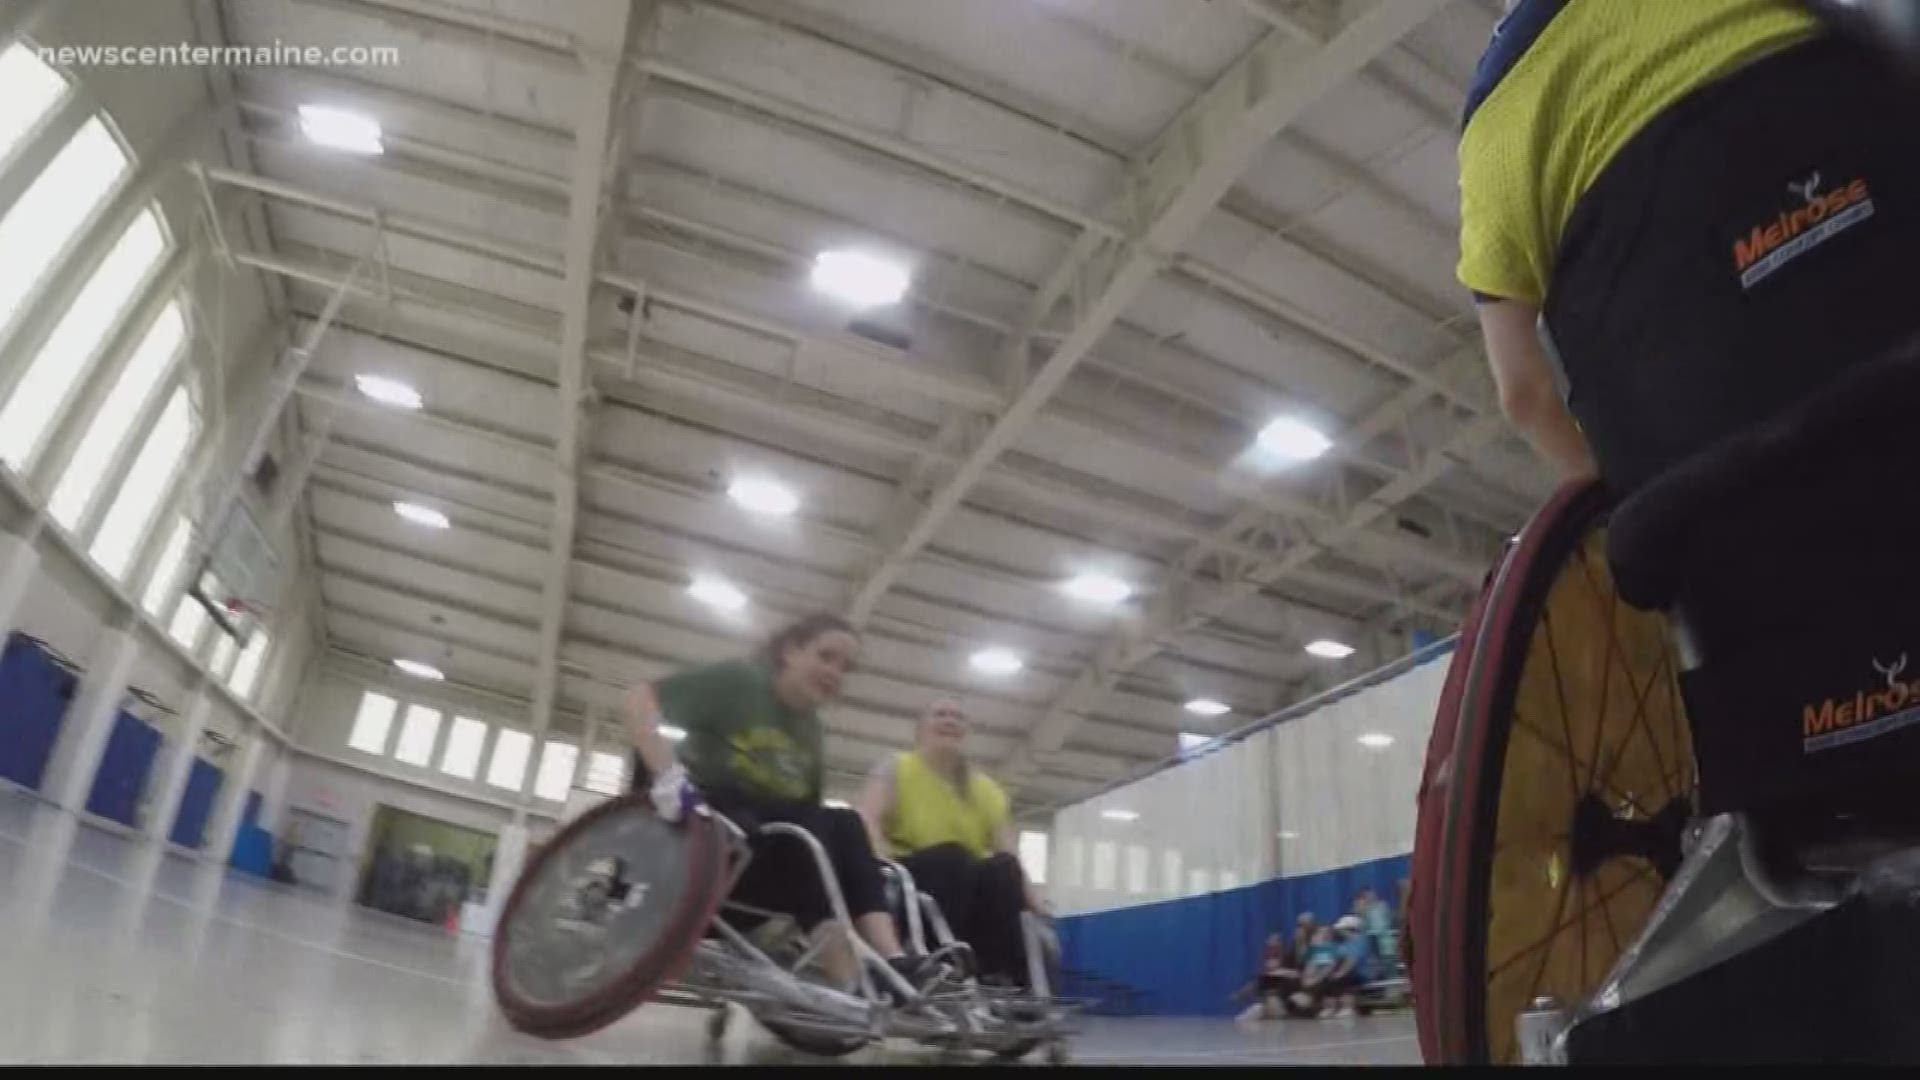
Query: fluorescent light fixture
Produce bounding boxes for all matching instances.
[1101,809,1139,823]
[299,104,383,154]
[1061,571,1132,605]
[1278,830,1300,840]
[354,373,421,410]
[810,249,910,307]
[1357,732,1395,749]
[727,475,799,516]
[1257,417,1332,462]
[688,575,747,612]
[1306,639,1356,660]
[393,658,444,681]
[970,647,1024,676]
[1178,732,1214,753]
[1184,698,1230,718]
[393,501,449,530]
[823,798,851,810]
[660,724,687,742]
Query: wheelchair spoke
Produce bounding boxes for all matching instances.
[1490,862,1656,983]
[1540,608,1584,797]
[1596,648,1673,810]
[1512,713,1648,816]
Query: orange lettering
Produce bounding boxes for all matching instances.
[1805,699,1837,736]
[1764,222,1785,247]
[1734,226,1773,270]
[1850,179,1869,201]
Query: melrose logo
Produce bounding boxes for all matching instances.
[1802,653,1920,752]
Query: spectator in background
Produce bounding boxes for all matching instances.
[1358,887,1396,964]
[1319,914,1383,1018]
[1288,912,1319,970]
[1232,933,1297,1022]
[1293,925,1341,1015]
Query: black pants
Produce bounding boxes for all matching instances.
[1545,36,1920,493]
[899,842,1029,985]
[706,789,886,934]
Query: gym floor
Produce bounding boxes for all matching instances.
[0,788,1418,1066]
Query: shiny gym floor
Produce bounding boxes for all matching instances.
[0,788,1418,1066]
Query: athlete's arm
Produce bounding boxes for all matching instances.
[1477,297,1598,482]
[855,757,897,856]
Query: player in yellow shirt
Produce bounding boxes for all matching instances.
[1459,0,1920,492]
[857,698,1046,988]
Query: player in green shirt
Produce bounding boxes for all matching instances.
[624,612,930,1000]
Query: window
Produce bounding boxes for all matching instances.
[0,45,68,166]
[168,595,207,651]
[1187,868,1211,895]
[50,295,183,525]
[1062,838,1084,889]
[438,716,487,780]
[207,631,238,680]
[534,741,578,801]
[0,211,165,471]
[1163,849,1184,896]
[228,631,269,700]
[90,385,194,578]
[142,517,191,616]
[1017,830,1049,886]
[393,704,442,767]
[486,728,532,790]
[348,691,398,755]
[0,117,130,345]
[1219,869,1240,892]
[584,750,626,796]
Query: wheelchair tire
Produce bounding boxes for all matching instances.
[1411,480,1697,1064]
[492,797,727,1039]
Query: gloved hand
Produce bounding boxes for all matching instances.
[648,760,704,823]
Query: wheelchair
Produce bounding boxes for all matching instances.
[1407,346,1920,1063]
[488,796,1074,1062]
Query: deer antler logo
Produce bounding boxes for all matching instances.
[1788,172,1823,204]
[1874,653,1909,689]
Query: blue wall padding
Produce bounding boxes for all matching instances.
[85,710,161,827]
[230,825,273,877]
[1056,852,1413,1016]
[170,758,223,849]
[0,634,79,791]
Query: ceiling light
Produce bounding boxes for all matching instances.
[1257,417,1333,462]
[393,658,443,681]
[1357,732,1395,749]
[1178,732,1214,753]
[1184,698,1230,718]
[354,374,421,410]
[393,501,449,530]
[299,104,383,154]
[1278,830,1299,840]
[660,724,687,742]
[1062,571,1132,605]
[810,249,911,308]
[1306,639,1356,660]
[1101,809,1139,823]
[727,475,799,516]
[688,575,747,612]
[823,798,851,810]
[970,647,1024,676]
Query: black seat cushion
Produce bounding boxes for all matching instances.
[1608,340,1920,611]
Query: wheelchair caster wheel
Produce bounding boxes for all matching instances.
[707,1006,730,1043]
[1046,1041,1069,1065]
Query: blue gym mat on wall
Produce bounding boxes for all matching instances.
[0,634,79,792]
[170,758,223,849]
[1055,852,1412,1017]
[85,710,162,828]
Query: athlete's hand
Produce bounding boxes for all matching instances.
[648,760,704,824]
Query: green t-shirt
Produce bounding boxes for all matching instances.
[654,659,823,804]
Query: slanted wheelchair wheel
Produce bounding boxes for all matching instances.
[1412,480,1697,1064]
[492,798,727,1039]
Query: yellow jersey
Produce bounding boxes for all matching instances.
[1457,0,1820,304]
[883,750,1010,860]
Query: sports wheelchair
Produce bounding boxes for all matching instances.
[489,797,1074,1062]
[1408,339,1920,1062]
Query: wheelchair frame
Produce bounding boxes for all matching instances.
[498,800,1075,1061]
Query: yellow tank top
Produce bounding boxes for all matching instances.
[885,751,1009,860]
[1458,0,1820,304]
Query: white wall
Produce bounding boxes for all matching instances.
[1048,648,1449,916]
